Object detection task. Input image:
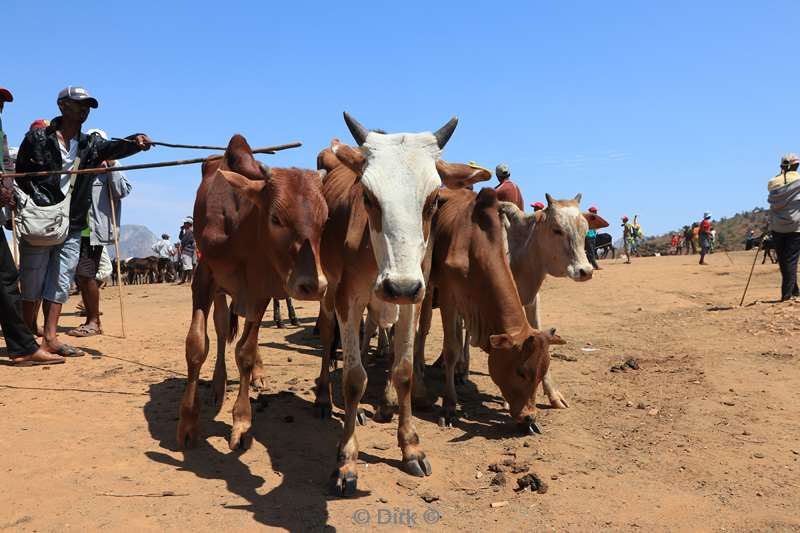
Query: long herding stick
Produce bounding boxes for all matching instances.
[0,142,302,179]
[739,236,765,307]
[10,215,19,268]
[108,183,127,338]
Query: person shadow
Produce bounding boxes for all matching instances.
[143,377,371,531]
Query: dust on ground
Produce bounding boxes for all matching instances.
[1,252,798,532]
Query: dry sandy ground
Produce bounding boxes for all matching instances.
[1,252,798,532]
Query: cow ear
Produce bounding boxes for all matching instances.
[219,170,267,208]
[332,141,366,174]
[546,327,567,345]
[436,160,491,189]
[489,334,515,350]
[545,193,554,207]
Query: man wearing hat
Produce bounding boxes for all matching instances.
[15,86,152,357]
[621,216,633,264]
[530,201,544,212]
[698,212,713,265]
[177,217,196,285]
[768,153,800,301]
[494,163,524,210]
[585,206,602,270]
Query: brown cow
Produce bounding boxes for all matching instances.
[176,135,328,451]
[315,113,478,496]
[418,187,565,432]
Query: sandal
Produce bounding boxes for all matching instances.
[11,352,66,366]
[51,344,85,357]
[66,324,103,338]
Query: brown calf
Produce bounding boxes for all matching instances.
[176,134,328,451]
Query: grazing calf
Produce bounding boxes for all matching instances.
[315,113,470,496]
[176,135,328,451]
[498,195,592,408]
[419,187,565,432]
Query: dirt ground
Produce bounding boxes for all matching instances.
[1,251,798,532]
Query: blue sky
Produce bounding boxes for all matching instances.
[3,1,797,239]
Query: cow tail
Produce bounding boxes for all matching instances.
[227,308,239,344]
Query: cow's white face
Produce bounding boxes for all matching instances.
[360,132,441,304]
[342,112,457,304]
[538,194,593,282]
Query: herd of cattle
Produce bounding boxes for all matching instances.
[108,257,176,285]
[174,114,602,496]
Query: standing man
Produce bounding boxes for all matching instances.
[621,216,633,264]
[15,86,151,357]
[67,128,132,337]
[768,153,800,301]
[152,233,175,282]
[585,206,601,270]
[698,212,713,265]
[0,87,64,365]
[177,217,195,285]
[494,163,524,210]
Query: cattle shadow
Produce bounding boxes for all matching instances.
[144,377,378,531]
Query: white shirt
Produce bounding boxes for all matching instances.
[58,134,78,195]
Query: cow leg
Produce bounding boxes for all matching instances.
[542,370,569,409]
[273,298,283,328]
[314,290,336,419]
[393,303,431,478]
[377,326,391,359]
[229,305,266,450]
[411,290,433,409]
[331,299,368,496]
[439,301,462,428]
[454,315,470,385]
[524,294,541,329]
[210,291,229,414]
[286,298,299,326]
[177,263,215,449]
[360,309,378,366]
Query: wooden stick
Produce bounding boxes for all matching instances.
[108,184,127,338]
[112,139,230,151]
[10,215,19,268]
[0,142,302,179]
[739,236,765,307]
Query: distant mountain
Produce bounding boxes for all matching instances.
[638,207,770,255]
[117,224,157,259]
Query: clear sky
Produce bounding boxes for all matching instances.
[3,1,797,240]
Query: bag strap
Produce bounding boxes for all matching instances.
[65,156,81,197]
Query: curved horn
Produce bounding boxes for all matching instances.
[343,112,369,146]
[573,193,582,204]
[545,193,554,206]
[433,117,458,148]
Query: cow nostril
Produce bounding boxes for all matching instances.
[298,283,314,295]
[382,279,399,298]
[410,280,423,298]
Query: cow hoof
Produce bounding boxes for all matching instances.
[356,408,368,426]
[373,404,396,423]
[518,416,542,436]
[403,455,432,477]
[230,429,253,451]
[330,469,358,497]
[549,396,569,409]
[176,424,199,449]
[290,319,300,327]
[275,321,284,329]
[437,409,458,428]
[313,402,332,419]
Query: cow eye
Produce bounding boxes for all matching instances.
[271,214,283,227]
[553,228,564,236]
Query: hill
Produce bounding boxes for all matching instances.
[117,224,157,259]
[638,207,770,256]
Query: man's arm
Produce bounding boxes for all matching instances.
[107,165,132,200]
[95,133,152,162]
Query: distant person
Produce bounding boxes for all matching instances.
[698,212,713,265]
[767,153,800,301]
[683,225,693,254]
[67,128,132,338]
[15,86,151,357]
[530,201,544,212]
[177,217,195,284]
[152,233,175,282]
[671,233,680,255]
[621,216,633,264]
[691,223,700,254]
[585,206,601,270]
[494,163,524,210]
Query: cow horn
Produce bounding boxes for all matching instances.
[433,117,458,148]
[573,192,582,204]
[343,112,369,146]
[545,193,554,206]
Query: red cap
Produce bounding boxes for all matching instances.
[589,206,598,213]
[29,119,49,130]
[622,216,629,222]
[0,88,13,102]
[530,201,545,210]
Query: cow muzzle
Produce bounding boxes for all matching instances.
[288,273,328,300]
[376,277,425,304]
[568,264,593,282]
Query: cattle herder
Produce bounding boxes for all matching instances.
[768,153,800,301]
[494,163,524,210]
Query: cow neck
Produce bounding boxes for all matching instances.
[508,217,547,303]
